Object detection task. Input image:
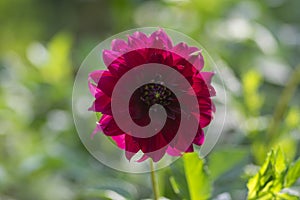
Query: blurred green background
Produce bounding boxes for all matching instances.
[0,0,300,199]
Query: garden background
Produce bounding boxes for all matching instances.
[0,0,300,199]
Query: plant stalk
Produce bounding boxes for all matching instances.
[266,64,300,140]
[150,159,159,200]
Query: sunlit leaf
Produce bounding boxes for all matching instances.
[277,188,300,200]
[41,32,72,83]
[285,158,300,187]
[242,69,264,115]
[247,148,300,200]
[208,146,248,180]
[169,176,180,195]
[183,153,211,200]
[272,136,297,163]
[285,107,300,129]
[96,112,102,121]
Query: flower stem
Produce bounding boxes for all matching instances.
[266,64,300,140]
[150,159,159,200]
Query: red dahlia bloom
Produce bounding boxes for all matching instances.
[88,29,216,162]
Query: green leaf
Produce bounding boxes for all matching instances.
[169,159,190,199]
[285,107,300,129]
[277,190,300,200]
[208,146,248,180]
[41,32,73,83]
[242,70,264,114]
[169,176,180,195]
[272,136,297,163]
[285,158,300,187]
[247,150,273,199]
[79,188,127,200]
[96,112,102,121]
[183,153,212,200]
[247,149,283,199]
[273,148,287,175]
[247,148,300,200]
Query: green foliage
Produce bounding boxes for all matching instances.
[208,146,249,180]
[96,112,102,121]
[169,158,190,199]
[247,148,300,200]
[1,0,300,199]
[242,70,264,116]
[41,32,73,83]
[183,153,212,200]
[285,159,300,188]
[285,107,300,129]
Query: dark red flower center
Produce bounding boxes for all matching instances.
[139,83,173,106]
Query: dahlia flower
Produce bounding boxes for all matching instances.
[88,29,215,162]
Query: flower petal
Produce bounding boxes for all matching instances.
[138,132,168,153]
[161,115,180,144]
[192,72,216,97]
[127,31,149,49]
[185,145,194,153]
[125,134,141,161]
[166,146,182,156]
[112,134,125,149]
[91,122,102,138]
[172,113,198,152]
[97,71,118,97]
[145,146,167,162]
[172,42,198,58]
[150,29,173,49]
[201,71,215,84]
[132,31,149,41]
[136,154,149,162]
[88,91,111,114]
[188,51,204,71]
[193,128,205,145]
[88,70,105,84]
[123,50,146,68]
[99,115,124,136]
[111,39,128,52]
[88,82,101,98]
[198,98,214,127]
[128,35,145,49]
[102,50,122,67]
